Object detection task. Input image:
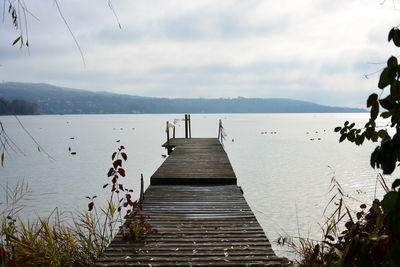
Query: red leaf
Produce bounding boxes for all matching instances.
[121,152,128,161]
[103,183,108,188]
[118,206,121,212]
[118,168,125,177]
[7,259,17,267]
[113,159,122,169]
[112,175,118,184]
[119,184,124,191]
[112,152,117,160]
[0,247,7,263]
[107,168,115,177]
[120,145,125,150]
[88,202,94,211]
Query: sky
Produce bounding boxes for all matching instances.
[1,0,400,107]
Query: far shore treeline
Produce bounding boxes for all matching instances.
[0,97,38,115]
[0,82,366,115]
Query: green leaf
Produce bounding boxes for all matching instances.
[365,128,373,139]
[381,191,398,213]
[367,93,378,108]
[378,129,389,139]
[392,179,400,190]
[392,29,400,47]
[370,147,380,168]
[334,127,341,132]
[390,80,400,98]
[371,103,379,120]
[381,140,397,174]
[347,133,355,142]
[388,56,398,68]
[379,95,396,110]
[372,131,379,142]
[389,28,395,42]
[12,36,21,46]
[381,111,391,119]
[378,67,395,89]
[339,134,347,143]
[358,134,365,145]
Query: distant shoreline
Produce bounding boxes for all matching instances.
[0,82,366,114]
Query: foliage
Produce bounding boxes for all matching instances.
[334,28,400,176]
[278,174,400,266]
[96,145,157,241]
[0,146,156,266]
[279,28,400,266]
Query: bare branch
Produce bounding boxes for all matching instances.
[108,0,122,29]
[53,0,86,68]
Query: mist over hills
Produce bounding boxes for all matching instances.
[0,82,365,114]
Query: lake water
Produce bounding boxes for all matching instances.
[0,113,395,258]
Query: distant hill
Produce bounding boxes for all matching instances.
[0,82,366,114]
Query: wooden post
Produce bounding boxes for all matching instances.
[140,174,145,201]
[219,120,222,139]
[173,126,175,138]
[188,114,192,138]
[166,121,171,155]
[185,114,188,138]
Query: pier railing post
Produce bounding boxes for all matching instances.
[188,114,192,138]
[218,119,222,141]
[166,121,172,155]
[185,114,188,138]
[140,174,145,200]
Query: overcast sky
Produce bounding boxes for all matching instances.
[1,0,399,107]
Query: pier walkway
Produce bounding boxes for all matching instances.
[95,138,287,266]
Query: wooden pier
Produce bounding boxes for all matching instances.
[96,122,287,266]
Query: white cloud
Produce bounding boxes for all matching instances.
[1,0,400,106]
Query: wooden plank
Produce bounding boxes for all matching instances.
[95,186,288,266]
[152,138,237,185]
[95,138,288,266]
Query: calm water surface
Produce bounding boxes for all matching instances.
[0,113,395,258]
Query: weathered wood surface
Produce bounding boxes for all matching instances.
[95,186,287,267]
[153,138,236,185]
[95,138,288,266]
[162,138,221,148]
